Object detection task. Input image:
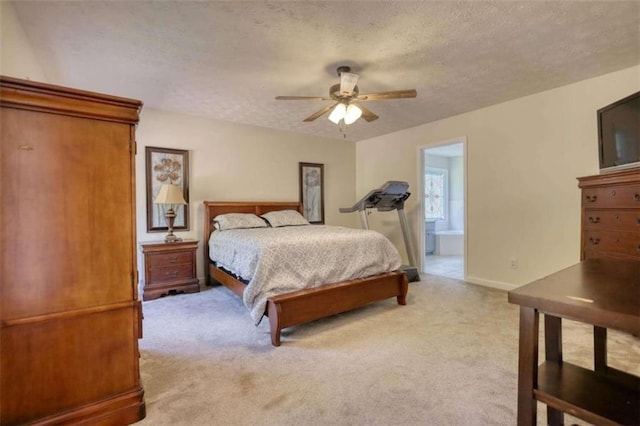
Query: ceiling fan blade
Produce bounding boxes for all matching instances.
[303,103,338,122]
[340,72,359,96]
[356,89,417,101]
[276,96,330,101]
[355,103,379,122]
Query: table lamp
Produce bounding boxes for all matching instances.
[154,184,187,243]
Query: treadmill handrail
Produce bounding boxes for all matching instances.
[340,180,417,268]
[340,181,410,212]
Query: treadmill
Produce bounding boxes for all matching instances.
[340,181,420,283]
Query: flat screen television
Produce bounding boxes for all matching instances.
[598,91,640,172]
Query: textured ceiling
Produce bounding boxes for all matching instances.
[11,1,640,142]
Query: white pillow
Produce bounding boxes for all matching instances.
[261,210,310,227]
[214,213,267,231]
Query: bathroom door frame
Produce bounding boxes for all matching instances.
[417,137,468,279]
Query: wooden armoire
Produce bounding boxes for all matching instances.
[0,77,146,424]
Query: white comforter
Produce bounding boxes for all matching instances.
[208,225,402,324]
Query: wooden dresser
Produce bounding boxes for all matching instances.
[0,77,145,424]
[577,168,640,261]
[140,240,199,300]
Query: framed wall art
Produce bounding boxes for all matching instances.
[299,162,324,224]
[146,146,190,232]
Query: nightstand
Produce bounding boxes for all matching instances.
[140,239,199,300]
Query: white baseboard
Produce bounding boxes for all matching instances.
[464,276,518,291]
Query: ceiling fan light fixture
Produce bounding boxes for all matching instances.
[328,102,347,124]
[344,104,362,125]
[276,65,415,125]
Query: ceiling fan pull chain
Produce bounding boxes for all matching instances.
[340,120,347,138]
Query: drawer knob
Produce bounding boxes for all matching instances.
[585,195,597,202]
[588,216,600,224]
[636,217,640,226]
[164,271,178,278]
[167,256,178,263]
[588,237,600,245]
[634,193,640,202]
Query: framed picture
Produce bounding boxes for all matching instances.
[146,146,190,232]
[299,162,324,224]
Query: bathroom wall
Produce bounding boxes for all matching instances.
[423,151,464,232]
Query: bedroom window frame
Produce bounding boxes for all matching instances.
[424,167,448,222]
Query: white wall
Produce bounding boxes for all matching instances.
[135,108,357,283]
[449,156,464,232]
[0,1,47,81]
[357,65,640,289]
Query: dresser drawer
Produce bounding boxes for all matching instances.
[583,230,640,258]
[148,263,194,284]
[583,209,640,231]
[581,184,640,208]
[147,251,193,267]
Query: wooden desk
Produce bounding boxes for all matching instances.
[508,259,639,425]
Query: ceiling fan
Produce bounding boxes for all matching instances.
[275,66,417,125]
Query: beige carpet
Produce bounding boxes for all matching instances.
[135,275,639,425]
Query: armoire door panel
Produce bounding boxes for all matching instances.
[1,109,134,320]
[0,306,140,425]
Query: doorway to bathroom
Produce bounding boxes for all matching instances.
[420,139,466,280]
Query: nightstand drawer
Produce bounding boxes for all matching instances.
[148,263,193,284]
[148,251,193,267]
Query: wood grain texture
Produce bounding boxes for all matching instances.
[0,75,142,123]
[140,240,199,300]
[516,307,539,426]
[1,76,145,425]
[267,271,408,346]
[508,259,640,335]
[577,168,640,261]
[535,361,639,425]
[510,258,639,425]
[2,109,135,319]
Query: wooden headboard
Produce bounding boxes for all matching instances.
[202,201,303,284]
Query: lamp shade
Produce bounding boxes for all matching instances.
[154,184,187,205]
[328,103,347,124]
[344,104,362,125]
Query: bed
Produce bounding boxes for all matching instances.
[203,201,409,346]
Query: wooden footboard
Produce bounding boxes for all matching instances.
[210,263,408,346]
[203,201,409,346]
[267,270,408,346]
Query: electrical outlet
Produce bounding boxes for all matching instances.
[510,258,518,269]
